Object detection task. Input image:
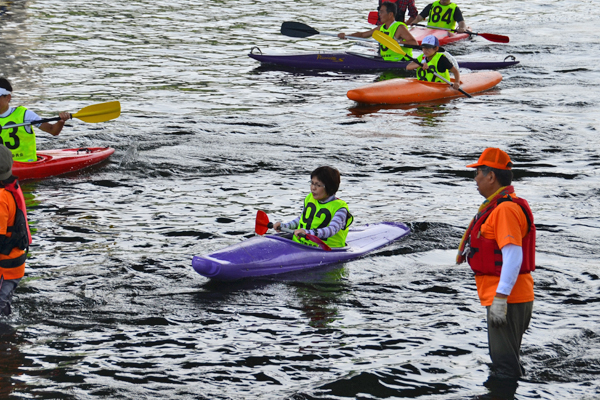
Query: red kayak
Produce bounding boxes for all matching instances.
[410,26,470,45]
[12,147,114,180]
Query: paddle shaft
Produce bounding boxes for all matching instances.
[267,222,331,251]
[302,30,406,46]
[280,21,421,49]
[0,116,66,130]
[0,101,120,131]
[321,32,374,42]
[268,222,308,238]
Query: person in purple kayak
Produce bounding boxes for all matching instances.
[338,1,418,62]
[273,166,354,248]
[0,78,70,162]
[411,0,467,33]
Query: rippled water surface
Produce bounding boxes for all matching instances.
[1,0,599,398]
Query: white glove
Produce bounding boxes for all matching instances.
[489,297,508,328]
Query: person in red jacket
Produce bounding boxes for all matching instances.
[0,145,31,317]
[457,148,535,390]
[378,0,419,25]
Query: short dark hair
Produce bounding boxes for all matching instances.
[311,166,341,196]
[479,165,513,186]
[380,1,397,16]
[0,78,13,93]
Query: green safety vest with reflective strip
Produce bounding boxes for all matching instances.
[293,193,353,248]
[427,1,458,30]
[379,21,413,61]
[416,52,451,83]
[0,106,37,162]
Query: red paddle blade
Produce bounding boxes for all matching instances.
[255,210,270,235]
[368,11,379,25]
[477,32,509,43]
[304,234,332,251]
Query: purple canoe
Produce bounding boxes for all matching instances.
[249,49,519,72]
[192,222,410,281]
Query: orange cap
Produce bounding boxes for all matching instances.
[466,148,512,170]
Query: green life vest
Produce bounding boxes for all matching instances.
[294,193,353,248]
[427,1,458,30]
[416,53,451,83]
[379,21,413,61]
[0,106,37,162]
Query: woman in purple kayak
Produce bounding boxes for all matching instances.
[273,166,354,248]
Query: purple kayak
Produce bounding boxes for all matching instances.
[192,222,410,281]
[249,49,519,72]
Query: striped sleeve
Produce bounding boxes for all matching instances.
[308,208,348,239]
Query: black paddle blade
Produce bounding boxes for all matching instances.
[281,21,319,38]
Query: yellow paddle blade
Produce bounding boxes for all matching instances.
[72,101,121,123]
[372,30,407,56]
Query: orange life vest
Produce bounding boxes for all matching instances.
[0,176,31,270]
[464,193,535,276]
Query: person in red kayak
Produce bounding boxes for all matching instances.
[338,1,418,62]
[378,0,419,25]
[457,148,535,390]
[406,35,461,90]
[0,78,70,162]
[411,0,467,33]
[273,166,354,248]
[0,145,32,317]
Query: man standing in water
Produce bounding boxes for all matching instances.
[0,145,31,317]
[457,148,535,389]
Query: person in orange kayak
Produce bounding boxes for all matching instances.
[406,35,461,90]
[0,145,32,317]
[0,78,70,162]
[273,166,353,248]
[457,148,536,387]
[338,1,418,62]
[411,0,467,33]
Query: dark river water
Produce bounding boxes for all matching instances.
[1,0,599,398]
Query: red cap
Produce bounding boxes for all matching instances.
[466,148,512,170]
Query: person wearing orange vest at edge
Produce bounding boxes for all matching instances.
[272,166,353,248]
[0,78,70,162]
[411,0,467,33]
[338,2,418,62]
[457,148,535,391]
[0,145,33,317]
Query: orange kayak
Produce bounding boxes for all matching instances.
[347,71,502,105]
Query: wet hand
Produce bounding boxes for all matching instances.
[489,297,508,327]
[293,229,307,238]
[59,111,71,121]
